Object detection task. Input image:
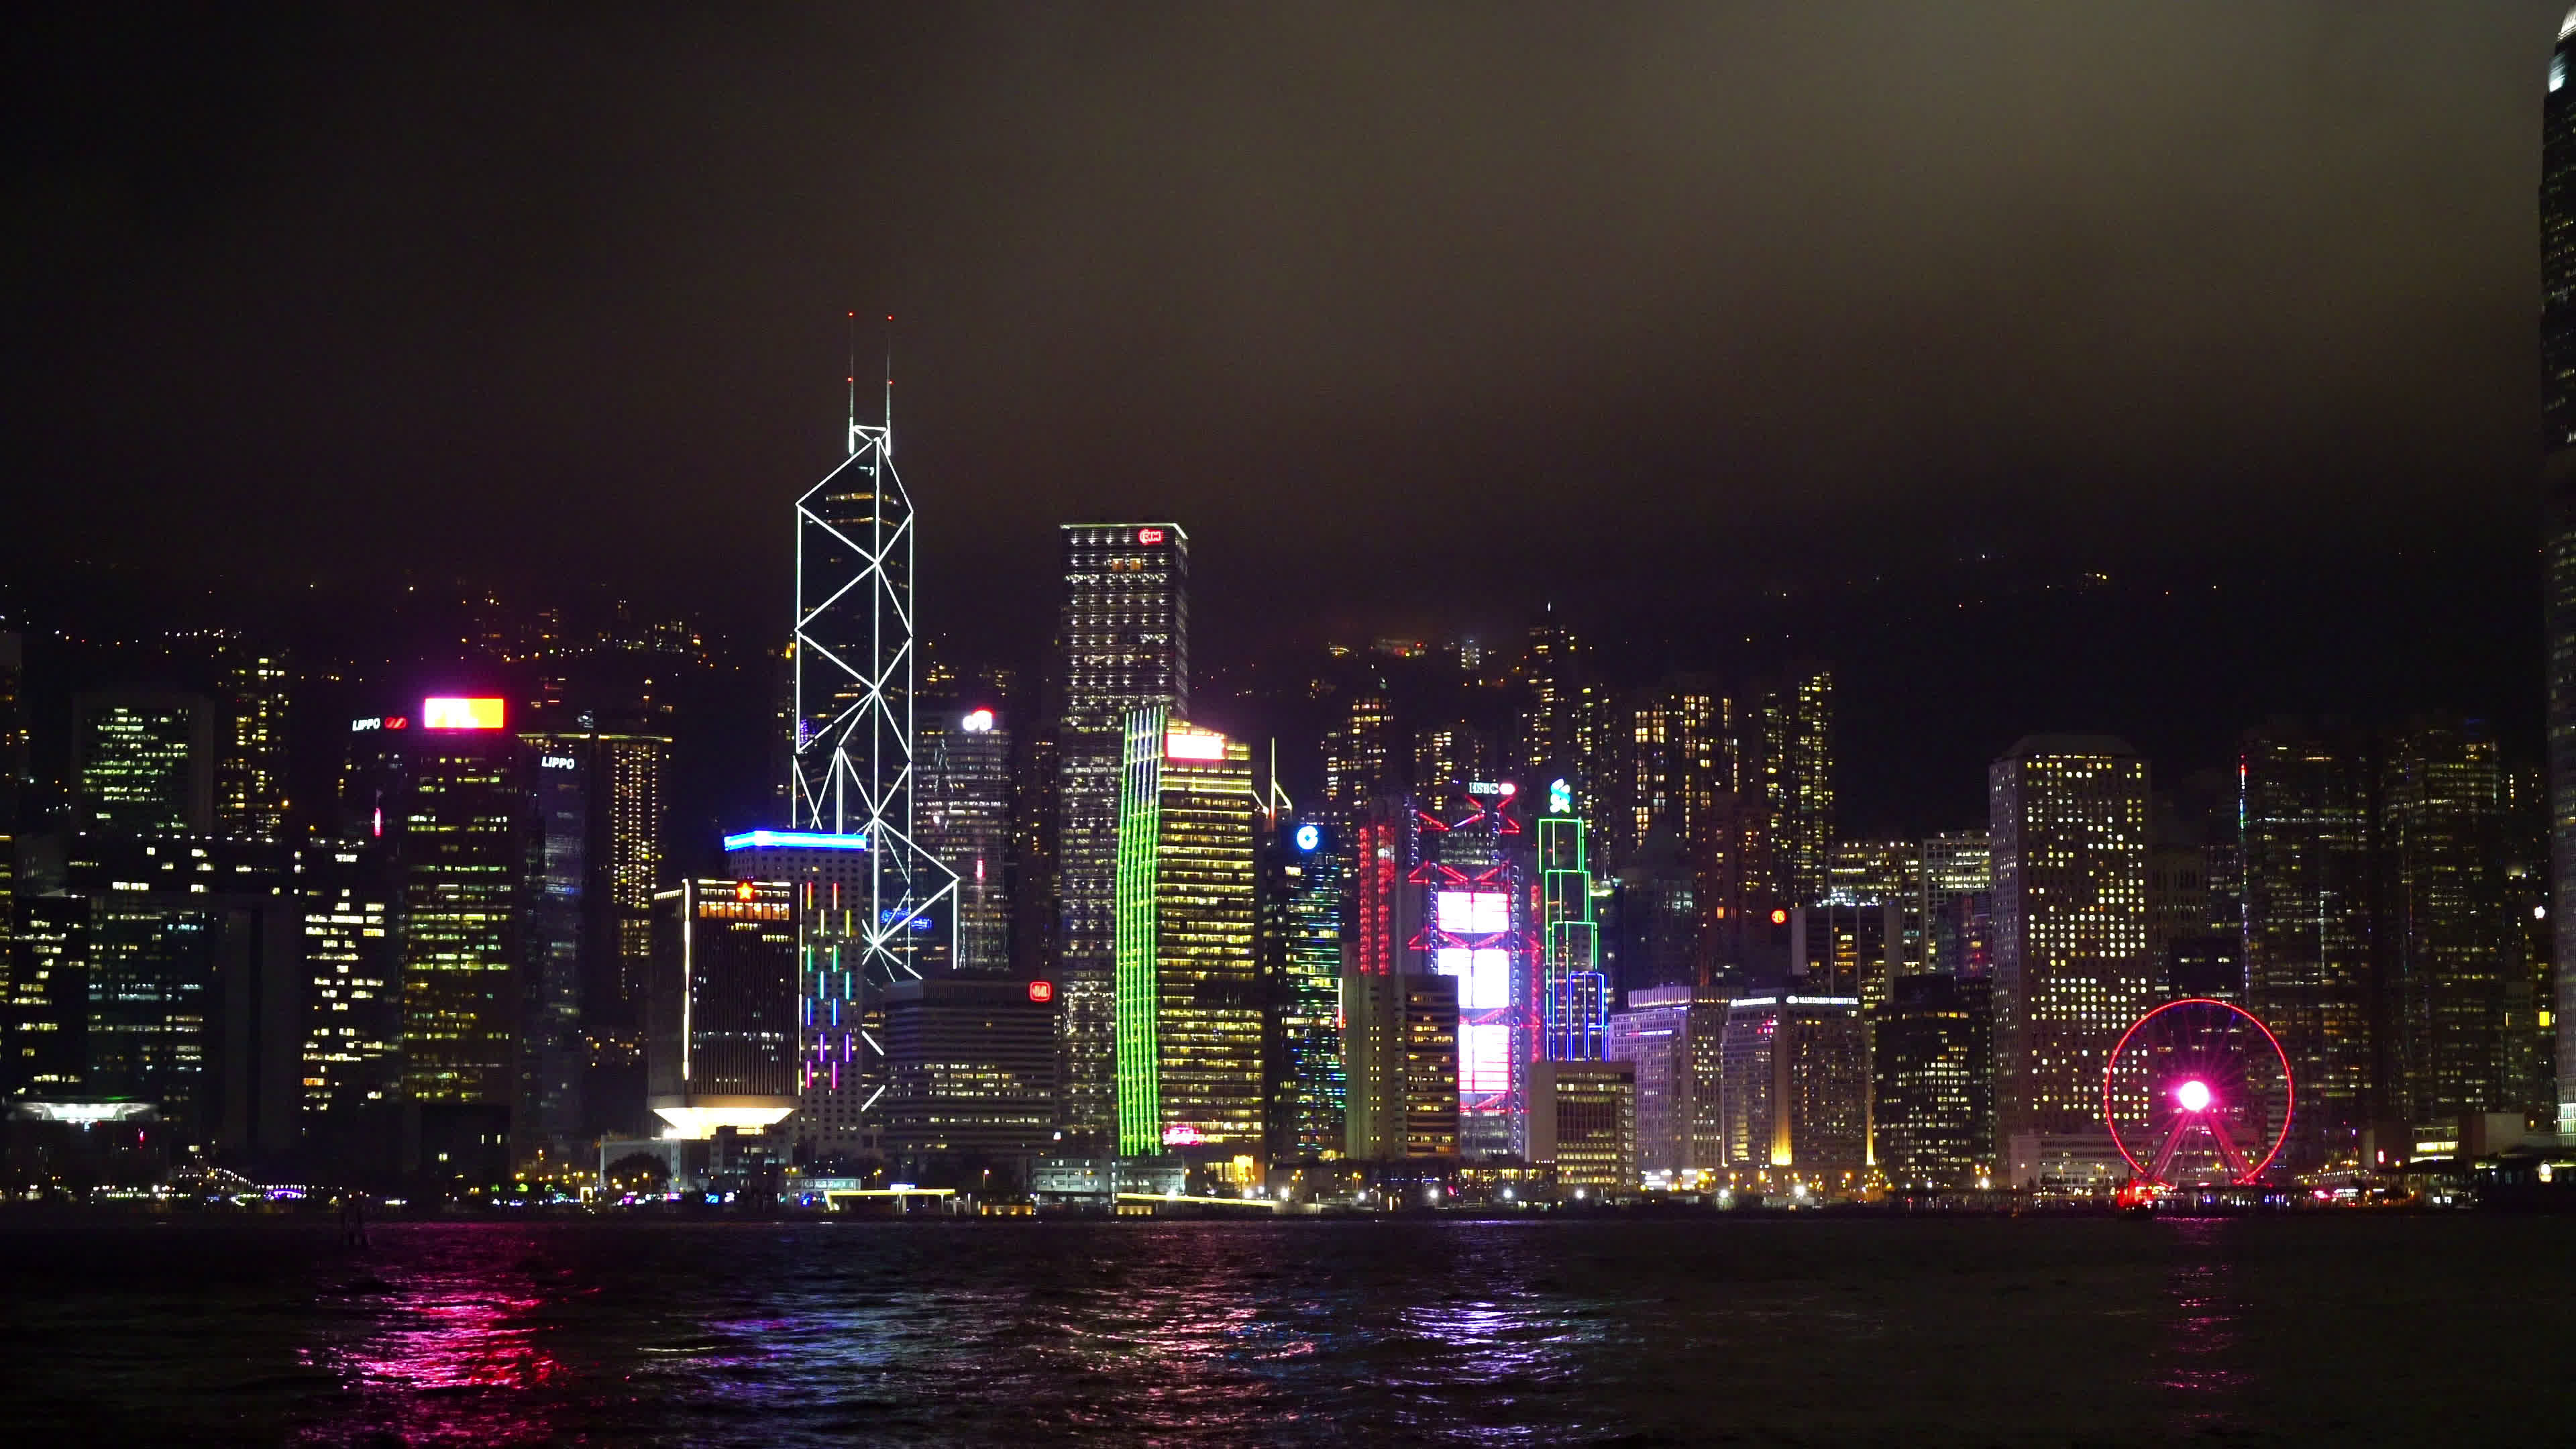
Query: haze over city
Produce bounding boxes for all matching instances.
[5,6,2576,1444]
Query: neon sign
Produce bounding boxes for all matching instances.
[961,708,995,733]
[1028,979,1055,1004]
[421,696,505,730]
[1293,822,1321,852]
[722,829,869,852]
[1136,527,1166,545]
[1548,777,1572,815]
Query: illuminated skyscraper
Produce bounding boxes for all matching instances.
[1411,722,1494,796]
[344,700,528,1118]
[1527,1060,1636,1191]
[1605,678,1729,869]
[1873,973,1994,1188]
[1262,813,1345,1161]
[74,692,213,836]
[1511,618,1600,816]
[2382,721,2527,1123]
[1121,712,1258,1146]
[1990,737,2151,1148]
[1919,831,1992,978]
[0,631,22,969]
[52,834,305,1159]
[1609,984,1730,1178]
[1112,709,1260,1173]
[917,702,1014,975]
[1057,522,1189,1146]
[647,879,800,1139]
[1758,667,1834,905]
[1539,796,1607,1062]
[1414,782,1535,1157]
[1342,969,1459,1159]
[215,647,290,841]
[1827,839,1919,908]
[883,976,1057,1186]
[1719,994,1867,1187]
[299,841,398,1123]
[790,373,956,1010]
[723,830,872,1159]
[2541,7,2576,1134]
[1322,691,1394,823]
[2239,723,2374,1163]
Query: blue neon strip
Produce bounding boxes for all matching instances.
[722,828,869,851]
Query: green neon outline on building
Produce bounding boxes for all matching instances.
[1540,813,1602,1058]
[1114,704,1169,1156]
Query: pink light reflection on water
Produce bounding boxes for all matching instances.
[2153,1217,2249,1438]
[294,1231,576,1444]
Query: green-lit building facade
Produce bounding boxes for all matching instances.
[1113,708,1262,1174]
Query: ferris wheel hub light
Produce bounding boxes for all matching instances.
[2174,1079,2212,1114]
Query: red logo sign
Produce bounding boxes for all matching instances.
[1770,908,1789,926]
[1028,980,1055,1004]
[1136,527,1165,545]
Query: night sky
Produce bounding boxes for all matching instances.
[7,5,2567,834]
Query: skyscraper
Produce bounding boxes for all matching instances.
[1340,796,1460,1160]
[1413,783,1536,1157]
[1056,523,1188,1147]
[724,828,874,1160]
[1990,736,2152,1151]
[1262,813,1345,1162]
[299,841,398,1124]
[74,692,214,836]
[790,377,957,1016]
[647,879,800,1139]
[1527,1060,1636,1191]
[917,702,1014,975]
[1597,985,1721,1181]
[1719,994,1868,1187]
[1605,678,1729,870]
[1758,667,1834,906]
[882,976,1057,1188]
[1112,709,1260,1175]
[1511,619,1594,812]
[2383,720,2526,1123]
[1538,798,1607,1062]
[2541,7,2576,1136]
[1411,722,1495,796]
[1873,973,1994,1188]
[2239,723,2375,1163]
[1920,830,1992,979]
[215,647,290,841]
[1322,691,1395,823]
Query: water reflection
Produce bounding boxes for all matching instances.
[2154,1216,2249,1437]
[296,1228,568,1444]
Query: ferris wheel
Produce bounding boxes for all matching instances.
[2100,997,2294,1188]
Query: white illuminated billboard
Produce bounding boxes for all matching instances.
[1436,889,1509,936]
[1163,728,1227,761]
[1436,947,1514,1010]
[1460,1022,1512,1095]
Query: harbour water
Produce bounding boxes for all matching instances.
[0,1214,2563,1444]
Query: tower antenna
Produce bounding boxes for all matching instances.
[845,311,858,457]
[883,313,895,457]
